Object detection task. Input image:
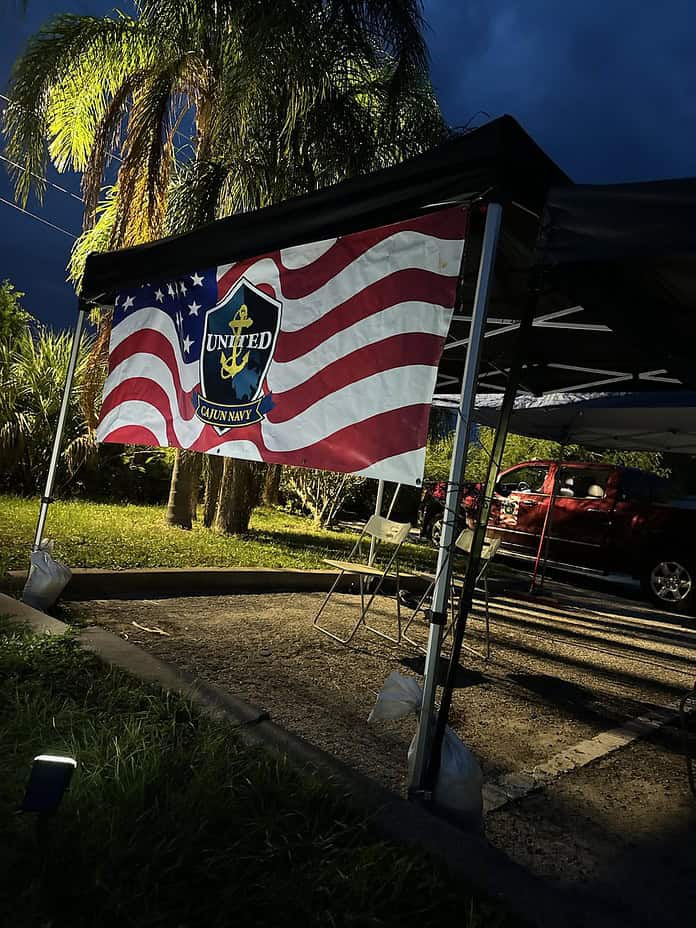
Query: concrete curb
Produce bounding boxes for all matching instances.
[80,626,269,726]
[0,591,69,636]
[7,566,429,600]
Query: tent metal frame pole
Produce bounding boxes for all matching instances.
[32,300,88,552]
[530,443,566,593]
[386,483,401,520]
[424,279,541,792]
[409,202,503,797]
[368,479,386,565]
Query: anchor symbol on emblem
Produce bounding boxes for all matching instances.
[220,304,253,380]
[195,277,281,432]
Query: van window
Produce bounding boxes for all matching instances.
[619,469,671,503]
[557,467,608,499]
[618,470,652,502]
[496,465,549,496]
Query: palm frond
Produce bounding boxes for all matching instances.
[166,160,227,233]
[68,187,119,287]
[46,18,163,175]
[79,317,110,432]
[3,14,147,204]
[63,429,98,476]
[0,325,93,491]
[110,73,176,245]
[81,70,150,228]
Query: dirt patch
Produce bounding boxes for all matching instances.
[66,591,603,792]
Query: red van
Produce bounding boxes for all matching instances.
[421,460,696,612]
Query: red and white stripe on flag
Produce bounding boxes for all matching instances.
[96,206,467,485]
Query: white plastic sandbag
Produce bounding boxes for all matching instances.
[21,540,72,612]
[368,671,483,827]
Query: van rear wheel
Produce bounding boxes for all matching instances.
[642,557,695,613]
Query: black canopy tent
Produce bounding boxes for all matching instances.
[436,391,696,454]
[81,115,567,303]
[81,121,696,397]
[436,388,696,604]
[437,178,696,397]
[421,176,696,795]
[37,114,696,807]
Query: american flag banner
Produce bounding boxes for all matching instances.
[96,206,467,485]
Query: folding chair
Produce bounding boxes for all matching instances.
[451,530,501,659]
[313,515,412,645]
[402,529,500,658]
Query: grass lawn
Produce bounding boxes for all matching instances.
[0,622,512,928]
[0,495,439,581]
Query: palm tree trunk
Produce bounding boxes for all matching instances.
[166,449,199,529]
[188,452,203,521]
[263,464,282,506]
[214,458,264,534]
[203,454,224,527]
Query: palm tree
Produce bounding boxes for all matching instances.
[4,0,446,531]
[0,326,93,495]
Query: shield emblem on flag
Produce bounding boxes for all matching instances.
[195,277,281,432]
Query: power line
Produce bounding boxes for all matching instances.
[0,195,76,238]
[0,91,195,239]
[0,153,84,202]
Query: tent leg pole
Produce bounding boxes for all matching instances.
[423,279,541,794]
[386,483,401,520]
[530,462,558,592]
[32,301,88,552]
[408,202,503,798]
[531,443,565,593]
[368,479,386,566]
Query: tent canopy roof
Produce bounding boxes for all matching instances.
[81,116,696,396]
[538,179,696,265]
[81,115,567,300]
[436,391,696,454]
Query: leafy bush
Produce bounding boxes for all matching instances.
[424,424,669,490]
[75,446,174,504]
[424,433,456,483]
[0,280,30,345]
[0,325,94,495]
[281,466,366,525]
[0,295,172,502]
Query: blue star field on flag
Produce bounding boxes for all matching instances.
[112,268,219,365]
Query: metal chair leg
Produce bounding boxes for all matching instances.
[402,581,435,648]
[362,568,403,644]
[315,565,406,646]
[395,564,402,642]
[482,574,492,659]
[313,569,345,627]
[402,548,465,653]
[401,554,498,660]
[451,561,493,661]
[313,568,367,645]
[313,519,412,646]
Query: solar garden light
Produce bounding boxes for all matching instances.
[22,755,77,816]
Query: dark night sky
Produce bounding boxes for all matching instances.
[1,0,695,329]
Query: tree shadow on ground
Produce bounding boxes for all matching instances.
[506,671,594,707]
[399,653,487,689]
